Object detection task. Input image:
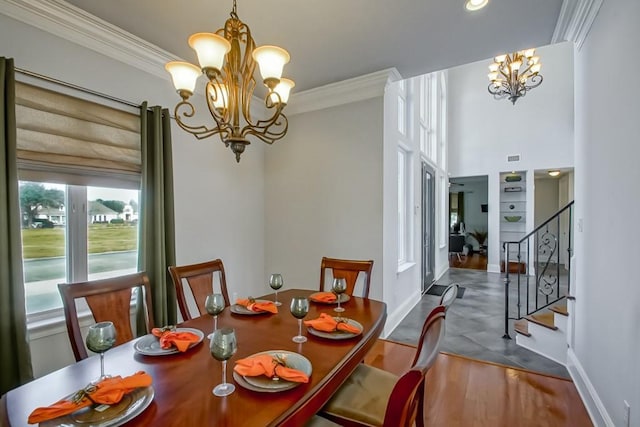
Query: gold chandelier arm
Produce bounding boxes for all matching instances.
[524,74,543,90]
[173,101,228,140]
[243,114,288,145]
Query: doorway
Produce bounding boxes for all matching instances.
[421,161,435,293]
[449,175,488,270]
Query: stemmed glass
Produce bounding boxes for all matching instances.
[86,321,117,382]
[205,293,226,339]
[290,296,309,343]
[210,328,237,397]
[332,278,347,313]
[269,273,284,306]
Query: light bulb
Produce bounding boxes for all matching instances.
[465,0,488,11]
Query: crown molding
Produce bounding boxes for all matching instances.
[286,68,403,116]
[0,0,178,80]
[0,0,403,115]
[552,0,603,50]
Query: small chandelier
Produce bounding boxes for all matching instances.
[487,49,542,104]
[165,0,294,162]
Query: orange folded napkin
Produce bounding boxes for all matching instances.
[310,292,337,303]
[304,313,361,334]
[235,298,278,314]
[152,327,200,352]
[28,371,152,424]
[234,354,309,383]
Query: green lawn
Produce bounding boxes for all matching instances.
[21,224,137,259]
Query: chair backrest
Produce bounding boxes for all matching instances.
[58,272,155,361]
[168,259,230,321]
[449,234,465,252]
[439,283,459,310]
[385,308,446,427]
[412,305,446,367]
[319,257,374,298]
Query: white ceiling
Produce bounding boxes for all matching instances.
[63,0,564,92]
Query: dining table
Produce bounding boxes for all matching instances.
[1,289,387,426]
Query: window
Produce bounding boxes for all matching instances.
[397,147,412,265]
[19,181,139,315]
[440,175,447,248]
[14,81,142,317]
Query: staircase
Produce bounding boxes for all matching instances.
[514,299,569,365]
[502,201,574,365]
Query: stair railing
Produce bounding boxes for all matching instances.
[502,201,574,339]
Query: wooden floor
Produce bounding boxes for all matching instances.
[449,253,488,270]
[363,339,592,427]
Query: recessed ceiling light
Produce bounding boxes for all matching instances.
[548,170,560,177]
[465,0,488,11]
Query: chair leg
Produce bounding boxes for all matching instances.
[416,381,426,427]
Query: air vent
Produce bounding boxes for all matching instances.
[507,154,521,162]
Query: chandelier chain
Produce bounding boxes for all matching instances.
[231,0,238,19]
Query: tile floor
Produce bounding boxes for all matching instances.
[388,268,571,378]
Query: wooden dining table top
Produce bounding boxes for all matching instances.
[1,289,386,427]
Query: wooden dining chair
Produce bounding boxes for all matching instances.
[319,257,374,298]
[319,306,446,427]
[439,283,460,311]
[168,258,230,321]
[58,272,155,361]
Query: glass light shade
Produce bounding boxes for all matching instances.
[269,78,295,104]
[495,54,507,63]
[487,72,498,81]
[252,45,290,82]
[165,61,201,93]
[524,48,536,58]
[530,63,541,74]
[510,60,522,71]
[465,0,488,11]
[488,63,499,72]
[208,83,229,109]
[548,170,561,177]
[188,33,231,72]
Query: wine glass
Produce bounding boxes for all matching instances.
[210,328,237,397]
[269,273,284,306]
[332,278,347,313]
[290,296,309,343]
[86,321,117,382]
[205,293,226,339]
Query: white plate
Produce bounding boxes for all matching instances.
[234,350,312,392]
[309,292,351,305]
[133,328,204,356]
[40,386,154,427]
[230,300,274,315]
[307,318,363,340]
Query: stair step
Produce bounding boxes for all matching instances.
[514,319,531,337]
[549,303,568,317]
[526,312,558,331]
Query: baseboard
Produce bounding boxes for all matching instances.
[487,263,501,273]
[381,289,421,338]
[567,348,614,427]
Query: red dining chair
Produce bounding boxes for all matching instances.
[319,257,374,298]
[439,283,460,311]
[58,272,155,361]
[168,259,230,321]
[317,305,446,427]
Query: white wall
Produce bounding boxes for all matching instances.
[534,178,559,227]
[0,13,266,376]
[572,1,640,425]
[264,98,384,300]
[448,41,574,272]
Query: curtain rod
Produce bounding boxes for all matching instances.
[15,67,141,109]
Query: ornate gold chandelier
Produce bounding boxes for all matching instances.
[487,49,542,104]
[165,0,294,162]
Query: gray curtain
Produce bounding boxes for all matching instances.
[0,57,33,394]
[137,103,177,328]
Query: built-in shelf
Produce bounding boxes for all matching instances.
[500,171,526,264]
